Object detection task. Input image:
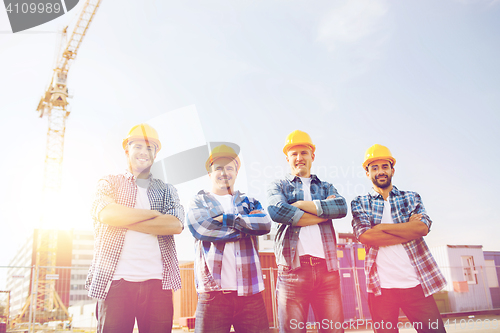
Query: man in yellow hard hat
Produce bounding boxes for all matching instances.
[87,123,184,333]
[267,130,347,333]
[186,144,272,333]
[351,144,446,333]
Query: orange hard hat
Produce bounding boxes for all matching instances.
[122,123,161,152]
[283,130,316,155]
[205,145,241,172]
[363,144,396,170]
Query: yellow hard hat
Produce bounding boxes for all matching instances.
[283,130,316,155]
[205,144,241,172]
[122,123,161,152]
[363,144,396,170]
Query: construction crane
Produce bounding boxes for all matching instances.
[12,0,102,327]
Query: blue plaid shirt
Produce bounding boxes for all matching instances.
[351,186,446,297]
[186,190,272,296]
[267,174,347,271]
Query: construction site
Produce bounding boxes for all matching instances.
[1,0,500,332]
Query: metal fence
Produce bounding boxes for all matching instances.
[1,264,499,332]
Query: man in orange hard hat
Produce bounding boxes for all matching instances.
[351,144,446,333]
[86,123,184,333]
[186,144,271,332]
[267,130,347,333]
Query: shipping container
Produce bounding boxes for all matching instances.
[173,262,198,325]
[337,243,370,321]
[483,251,500,309]
[259,251,279,328]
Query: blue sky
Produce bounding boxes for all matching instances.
[1,0,499,265]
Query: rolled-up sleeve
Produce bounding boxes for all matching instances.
[411,192,432,231]
[164,184,185,229]
[351,196,372,241]
[90,178,113,225]
[314,184,347,219]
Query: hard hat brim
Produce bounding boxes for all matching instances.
[122,136,161,152]
[283,143,316,155]
[363,156,396,170]
[205,153,241,172]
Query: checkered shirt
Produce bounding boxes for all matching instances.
[86,171,184,300]
[186,190,271,296]
[351,186,446,297]
[267,174,347,271]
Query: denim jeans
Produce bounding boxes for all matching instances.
[277,263,344,333]
[368,285,446,333]
[194,291,269,333]
[97,279,173,333]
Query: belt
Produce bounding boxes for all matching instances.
[299,255,325,266]
[220,290,237,294]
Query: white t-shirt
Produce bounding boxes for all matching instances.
[376,200,420,289]
[212,193,238,291]
[113,180,163,281]
[297,177,325,259]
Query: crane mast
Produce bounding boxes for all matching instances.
[13,0,102,325]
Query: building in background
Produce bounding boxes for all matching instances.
[430,245,493,313]
[6,229,94,318]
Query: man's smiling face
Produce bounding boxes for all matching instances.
[366,159,394,189]
[286,145,315,178]
[126,139,156,175]
[209,157,238,195]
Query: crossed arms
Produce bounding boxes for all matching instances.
[351,197,430,247]
[289,195,340,226]
[93,180,183,236]
[358,214,428,246]
[267,181,347,226]
[186,195,271,242]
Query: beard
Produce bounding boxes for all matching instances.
[372,173,392,189]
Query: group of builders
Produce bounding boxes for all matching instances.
[85,124,447,333]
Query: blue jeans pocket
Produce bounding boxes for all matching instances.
[109,279,126,290]
[278,265,299,283]
[197,292,218,304]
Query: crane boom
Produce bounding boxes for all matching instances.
[57,0,101,74]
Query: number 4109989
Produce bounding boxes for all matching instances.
[6,2,62,14]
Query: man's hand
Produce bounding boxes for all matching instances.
[212,209,263,223]
[366,213,428,246]
[291,195,336,212]
[409,213,422,223]
[292,194,338,226]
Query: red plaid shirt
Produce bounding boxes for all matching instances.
[86,171,183,300]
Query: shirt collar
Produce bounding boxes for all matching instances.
[369,185,400,198]
[198,189,244,198]
[124,170,153,182]
[285,173,321,183]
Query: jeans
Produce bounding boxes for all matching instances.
[277,263,344,333]
[368,285,446,333]
[194,291,269,333]
[97,279,173,333]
